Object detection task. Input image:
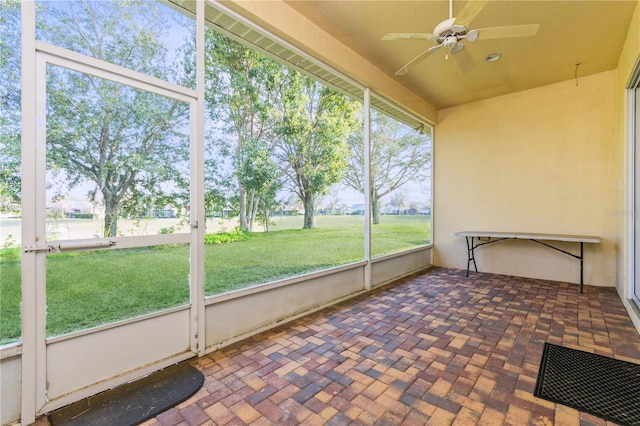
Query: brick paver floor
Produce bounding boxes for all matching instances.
[37,267,640,425]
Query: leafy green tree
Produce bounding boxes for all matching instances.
[39,1,190,237]
[204,30,284,231]
[203,132,232,221]
[344,112,431,224]
[0,0,21,215]
[275,74,360,229]
[237,138,282,231]
[204,186,226,219]
[256,180,281,232]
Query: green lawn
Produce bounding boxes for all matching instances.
[0,214,430,344]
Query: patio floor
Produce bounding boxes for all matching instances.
[41,267,640,425]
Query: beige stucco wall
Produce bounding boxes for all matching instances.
[434,71,617,287]
[614,0,640,330]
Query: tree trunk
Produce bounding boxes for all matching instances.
[103,194,119,237]
[263,208,270,232]
[246,190,255,232]
[246,190,260,232]
[302,192,315,229]
[372,196,381,225]
[251,195,260,231]
[239,186,248,231]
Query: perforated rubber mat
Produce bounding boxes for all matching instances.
[534,342,640,426]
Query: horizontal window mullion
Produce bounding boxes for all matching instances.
[36,41,197,102]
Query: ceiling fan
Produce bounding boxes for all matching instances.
[382,0,539,75]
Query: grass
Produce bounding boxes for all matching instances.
[0,214,430,344]
[45,247,191,335]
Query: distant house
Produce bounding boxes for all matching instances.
[350,204,365,215]
[154,209,176,218]
[382,206,399,215]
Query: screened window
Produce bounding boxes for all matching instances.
[42,63,192,336]
[10,0,435,313]
[369,103,433,257]
[22,1,196,337]
[36,0,195,89]
[45,245,190,337]
[202,28,366,295]
[0,0,22,346]
[45,65,191,239]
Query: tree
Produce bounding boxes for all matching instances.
[389,191,408,213]
[275,74,360,229]
[323,188,343,215]
[236,137,282,232]
[203,30,284,232]
[40,1,190,237]
[0,0,21,215]
[344,111,432,224]
[255,179,281,232]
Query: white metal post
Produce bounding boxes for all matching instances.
[364,89,372,291]
[191,0,206,356]
[20,1,40,423]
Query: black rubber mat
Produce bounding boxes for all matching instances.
[534,342,640,426]
[49,362,203,426]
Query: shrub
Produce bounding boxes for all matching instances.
[67,213,95,219]
[0,237,20,261]
[204,229,249,245]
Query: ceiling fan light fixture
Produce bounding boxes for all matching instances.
[383,0,537,76]
[443,35,458,50]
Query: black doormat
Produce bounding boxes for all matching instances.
[49,362,204,426]
[534,342,640,426]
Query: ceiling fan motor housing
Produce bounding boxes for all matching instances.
[442,35,459,50]
[434,16,469,50]
[434,17,457,36]
[434,17,467,37]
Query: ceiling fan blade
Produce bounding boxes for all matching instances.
[395,45,441,76]
[454,0,489,28]
[475,24,540,40]
[452,45,476,74]
[382,32,436,41]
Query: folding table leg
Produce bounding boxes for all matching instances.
[465,236,478,277]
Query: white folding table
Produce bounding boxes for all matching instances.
[454,231,602,293]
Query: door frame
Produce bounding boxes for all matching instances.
[627,57,640,309]
[22,38,205,417]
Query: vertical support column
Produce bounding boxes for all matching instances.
[191,0,206,356]
[363,89,372,291]
[21,1,41,423]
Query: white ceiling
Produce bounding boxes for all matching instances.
[285,0,638,110]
